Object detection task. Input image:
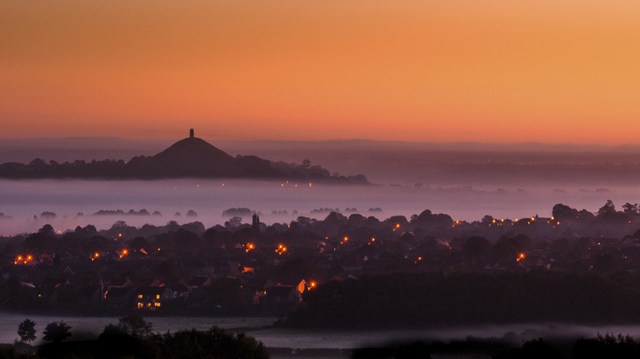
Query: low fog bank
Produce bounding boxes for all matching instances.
[2,138,640,236]
[218,140,640,187]
[0,178,638,236]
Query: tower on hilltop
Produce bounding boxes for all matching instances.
[190,129,194,138]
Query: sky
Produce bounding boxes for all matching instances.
[2,1,640,144]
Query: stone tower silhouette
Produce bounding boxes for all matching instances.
[189,129,194,138]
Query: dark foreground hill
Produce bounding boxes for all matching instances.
[0,130,368,183]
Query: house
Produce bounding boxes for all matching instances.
[168,282,191,300]
[104,286,134,308]
[135,286,173,310]
[261,280,307,306]
[242,277,268,305]
[185,276,212,290]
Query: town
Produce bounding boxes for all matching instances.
[2,199,640,324]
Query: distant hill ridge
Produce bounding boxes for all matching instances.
[0,129,369,184]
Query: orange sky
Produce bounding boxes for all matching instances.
[2,1,640,144]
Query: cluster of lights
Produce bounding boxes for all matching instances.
[546,217,562,226]
[245,243,255,253]
[279,181,313,188]
[516,253,526,262]
[275,244,287,255]
[119,249,129,259]
[14,254,33,265]
[392,224,401,232]
[340,236,349,245]
[91,252,100,261]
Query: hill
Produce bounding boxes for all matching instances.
[0,130,369,183]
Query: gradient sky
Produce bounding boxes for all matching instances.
[2,1,640,144]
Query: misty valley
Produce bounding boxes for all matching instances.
[3,178,640,357]
[3,140,640,358]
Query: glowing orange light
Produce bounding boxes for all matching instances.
[516,253,526,262]
[275,244,287,255]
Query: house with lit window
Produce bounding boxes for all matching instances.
[135,286,173,310]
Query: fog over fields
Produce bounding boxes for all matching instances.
[2,138,640,236]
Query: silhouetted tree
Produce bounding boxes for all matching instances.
[598,200,617,217]
[24,224,57,252]
[42,321,71,343]
[494,338,564,359]
[481,215,494,225]
[162,327,269,359]
[622,202,639,215]
[573,333,640,359]
[116,315,153,338]
[17,319,36,343]
[225,216,242,229]
[552,203,576,222]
